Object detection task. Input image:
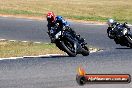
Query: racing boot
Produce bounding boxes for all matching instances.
[76,35,87,45]
[50,37,55,43]
[47,32,55,43]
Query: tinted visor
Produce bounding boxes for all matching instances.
[47,16,54,22]
[56,20,62,24]
[47,18,51,22]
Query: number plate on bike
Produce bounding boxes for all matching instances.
[55,31,62,39]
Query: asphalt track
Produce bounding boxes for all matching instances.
[0,17,132,88]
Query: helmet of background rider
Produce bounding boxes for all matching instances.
[46,12,56,23]
[107,18,115,27]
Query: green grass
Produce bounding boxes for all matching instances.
[1,0,132,23]
[0,41,64,58]
[0,40,99,58]
[0,9,43,16]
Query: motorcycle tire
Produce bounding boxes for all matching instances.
[119,39,127,46]
[125,35,132,48]
[81,46,89,56]
[108,30,115,39]
[55,41,64,51]
[114,38,120,44]
[126,35,132,44]
[60,40,77,57]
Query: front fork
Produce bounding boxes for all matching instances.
[64,35,82,53]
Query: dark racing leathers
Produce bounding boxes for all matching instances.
[108,22,131,34]
[107,22,132,41]
[47,18,84,44]
[63,26,85,44]
[47,21,56,43]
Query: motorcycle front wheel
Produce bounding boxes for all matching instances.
[125,35,132,48]
[60,40,77,57]
[108,29,115,39]
[114,38,120,44]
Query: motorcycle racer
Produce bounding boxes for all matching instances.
[107,18,132,48]
[107,19,130,32]
[46,12,84,43]
[107,19,117,27]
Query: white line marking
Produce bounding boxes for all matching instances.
[34,42,41,44]
[0,54,67,60]
[10,57,23,59]
[21,41,28,43]
[9,40,16,42]
[0,48,102,60]
[0,57,23,60]
[23,56,41,58]
[0,50,101,60]
[0,39,7,41]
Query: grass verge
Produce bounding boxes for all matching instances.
[0,40,99,58]
[0,40,64,58]
[0,0,132,23]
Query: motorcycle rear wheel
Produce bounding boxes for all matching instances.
[81,46,89,56]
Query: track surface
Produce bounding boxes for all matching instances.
[0,17,132,88]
